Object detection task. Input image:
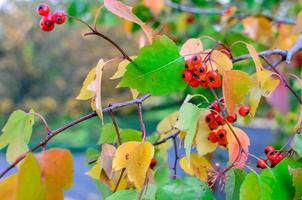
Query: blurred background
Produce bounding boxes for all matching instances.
[0,0,301,199]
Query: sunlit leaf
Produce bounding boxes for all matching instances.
[112,141,154,188]
[179,154,212,182]
[104,0,153,43]
[120,35,186,95]
[0,109,35,164]
[175,103,201,160]
[76,67,96,100]
[222,70,251,114]
[210,50,233,72]
[156,111,179,134]
[180,38,203,60]
[106,189,139,200]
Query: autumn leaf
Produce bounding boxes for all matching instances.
[104,0,153,43]
[180,38,203,60]
[222,70,251,114]
[292,10,302,33]
[143,0,164,16]
[0,109,35,164]
[179,154,213,182]
[156,111,179,134]
[76,67,96,100]
[195,110,218,156]
[226,127,250,168]
[112,141,154,188]
[210,50,233,72]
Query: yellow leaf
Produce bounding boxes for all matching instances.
[292,10,302,33]
[112,141,154,188]
[223,70,251,114]
[210,50,233,72]
[179,154,212,182]
[110,57,137,80]
[86,157,102,180]
[0,174,17,200]
[245,43,263,77]
[88,59,106,121]
[180,38,203,60]
[195,110,218,156]
[130,89,139,99]
[100,144,116,178]
[242,17,273,43]
[144,0,164,16]
[76,67,96,100]
[156,111,179,134]
[274,24,299,50]
[226,127,250,168]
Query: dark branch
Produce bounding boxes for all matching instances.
[109,110,122,145]
[0,93,151,179]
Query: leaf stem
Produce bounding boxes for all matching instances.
[109,110,122,145]
[137,103,147,141]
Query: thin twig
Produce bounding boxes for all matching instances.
[137,103,147,140]
[114,168,125,192]
[0,94,151,179]
[153,131,180,145]
[109,110,122,145]
[33,112,51,134]
[172,136,178,179]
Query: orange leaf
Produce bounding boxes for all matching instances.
[222,70,251,114]
[144,0,164,16]
[180,38,203,60]
[226,127,250,168]
[104,0,153,43]
[242,17,273,43]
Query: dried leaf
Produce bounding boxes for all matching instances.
[180,38,203,60]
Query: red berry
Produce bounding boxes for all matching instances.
[226,113,237,123]
[218,138,228,147]
[256,159,267,169]
[37,3,50,16]
[264,146,275,155]
[185,60,194,71]
[208,131,218,143]
[217,128,227,139]
[191,55,202,65]
[210,103,220,113]
[270,152,285,166]
[205,113,215,124]
[267,150,278,161]
[198,73,208,88]
[52,11,66,25]
[215,115,226,125]
[239,105,250,117]
[188,77,200,88]
[195,63,208,75]
[182,70,193,82]
[206,70,221,88]
[208,121,219,130]
[40,15,55,32]
[150,158,157,169]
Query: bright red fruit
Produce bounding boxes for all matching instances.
[40,15,55,32]
[37,3,50,16]
[239,105,250,117]
[217,129,228,147]
[52,11,66,25]
[208,121,219,130]
[206,70,221,88]
[208,131,218,143]
[182,70,193,82]
[267,150,278,161]
[215,115,226,125]
[264,146,275,155]
[188,77,200,88]
[210,102,220,113]
[256,159,267,169]
[205,113,215,124]
[226,113,237,123]
[195,63,208,75]
[191,55,202,65]
[150,158,157,169]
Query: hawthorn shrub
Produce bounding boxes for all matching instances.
[0,0,302,200]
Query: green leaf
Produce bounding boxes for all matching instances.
[106,189,139,200]
[154,166,170,186]
[120,129,142,142]
[292,133,302,157]
[175,102,201,159]
[120,35,186,95]
[98,123,116,144]
[225,169,246,200]
[0,109,35,163]
[156,177,214,200]
[143,184,157,200]
[289,166,302,199]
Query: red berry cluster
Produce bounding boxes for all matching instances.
[182,55,221,88]
[206,100,250,147]
[37,3,66,32]
[257,146,286,169]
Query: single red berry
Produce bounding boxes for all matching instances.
[188,76,200,88]
[37,3,50,16]
[182,70,193,82]
[264,146,275,155]
[218,137,228,147]
[208,121,219,130]
[198,73,208,88]
[149,158,157,169]
[52,11,66,25]
[206,70,221,88]
[217,128,227,139]
[256,159,267,169]
[208,131,218,143]
[40,15,55,32]
[185,60,194,71]
[210,102,220,113]
[205,113,216,124]
[191,55,202,65]
[216,115,226,125]
[239,105,250,117]
[226,113,237,123]
[195,63,208,75]
[267,150,278,161]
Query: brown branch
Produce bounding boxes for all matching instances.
[0,93,151,179]
[109,110,122,145]
[165,0,295,25]
[153,131,180,145]
[137,103,147,140]
[172,136,178,179]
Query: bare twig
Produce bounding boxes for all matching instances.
[172,136,178,179]
[114,168,125,192]
[153,131,180,145]
[165,0,295,25]
[109,110,122,145]
[0,94,151,179]
[137,103,147,140]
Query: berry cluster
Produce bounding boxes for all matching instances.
[257,146,286,169]
[182,55,221,88]
[206,100,250,147]
[37,3,66,32]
